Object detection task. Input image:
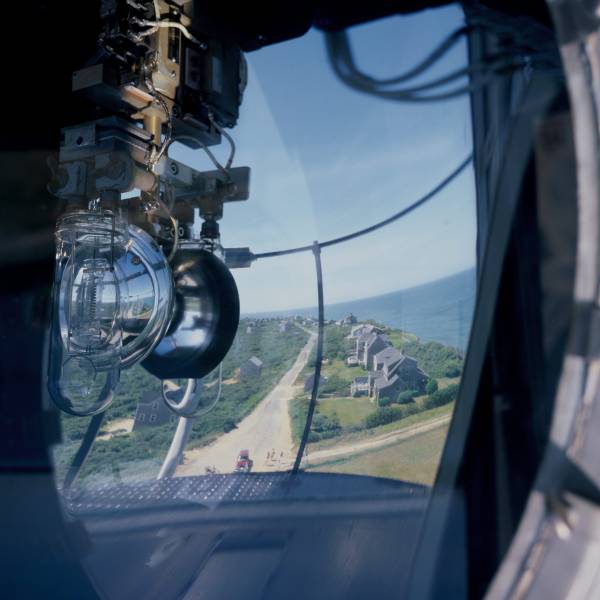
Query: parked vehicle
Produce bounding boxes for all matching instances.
[235,450,253,473]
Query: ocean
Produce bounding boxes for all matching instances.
[245,267,476,350]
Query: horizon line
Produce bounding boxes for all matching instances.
[242,264,476,316]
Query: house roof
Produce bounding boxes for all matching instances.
[356,330,373,344]
[388,355,422,378]
[369,370,385,382]
[365,332,390,349]
[374,346,404,365]
[248,356,263,367]
[349,324,381,339]
[353,376,369,384]
[376,374,399,391]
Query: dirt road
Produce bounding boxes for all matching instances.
[177,331,316,476]
[303,414,451,468]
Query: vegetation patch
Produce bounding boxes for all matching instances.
[311,424,450,485]
[54,319,308,483]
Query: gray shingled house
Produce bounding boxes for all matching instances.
[134,391,178,430]
[355,330,372,363]
[362,332,391,369]
[239,356,263,380]
[371,347,429,405]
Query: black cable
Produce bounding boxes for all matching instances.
[325,28,557,103]
[292,242,325,474]
[62,411,106,493]
[325,31,505,102]
[345,26,471,87]
[253,154,472,260]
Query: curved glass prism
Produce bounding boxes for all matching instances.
[49,210,127,416]
[48,214,174,416]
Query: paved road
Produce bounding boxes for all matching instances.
[303,414,452,468]
[177,331,316,476]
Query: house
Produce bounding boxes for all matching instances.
[348,323,383,339]
[355,331,373,363]
[239,356,263,380]
[363,332,391,369]
[350,326,387,363]
[371,347,429,404]
[373,374,403,404]
[342,313,357,325]
[304,372,325,393]
[350,376,370,397]
[134,391,178,430]
[368,369,386,395]
[279,320,291,333]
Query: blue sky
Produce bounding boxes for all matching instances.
[171,3,476,313]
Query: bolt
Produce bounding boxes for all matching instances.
[170,70,177,79]
[169,162,179,175]
[131,255,142,266]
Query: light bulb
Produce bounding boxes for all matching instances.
[48,210,128,416]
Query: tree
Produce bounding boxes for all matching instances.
[425,378,439,395]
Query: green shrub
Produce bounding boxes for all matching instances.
[364,406,404,428]
[400,340,464,379]
[444,361,462,377]
[425,379,439,395]
[320,375,348,396]
[423,383,459,410]
[378,395,392,407]
[397,389,417,404]
[312,413,341,434]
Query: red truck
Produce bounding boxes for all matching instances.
[235,449,253,473]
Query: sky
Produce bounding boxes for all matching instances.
[170,3,476,313]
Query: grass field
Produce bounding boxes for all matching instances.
[317,396,375,427]
[308,401,455,451]
[311,423,449,485]
[438,377,460,389]
[385,330,418,348]
[322,358,359,380]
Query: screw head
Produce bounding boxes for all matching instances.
[169,162,179,175]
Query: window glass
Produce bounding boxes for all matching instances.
[52,3,475,494]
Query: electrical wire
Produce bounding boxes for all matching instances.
[292,243,325,474]
[208,112,236,169]
[135,18,204,46]
[153,194,179,261]
[348,26,472,88]
[325,29,556,103]
[168,135,233,182]
[144,74,173,169]
[253,153,473,260]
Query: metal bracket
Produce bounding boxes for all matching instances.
[163,158,250,235]
[49,117,156,201]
